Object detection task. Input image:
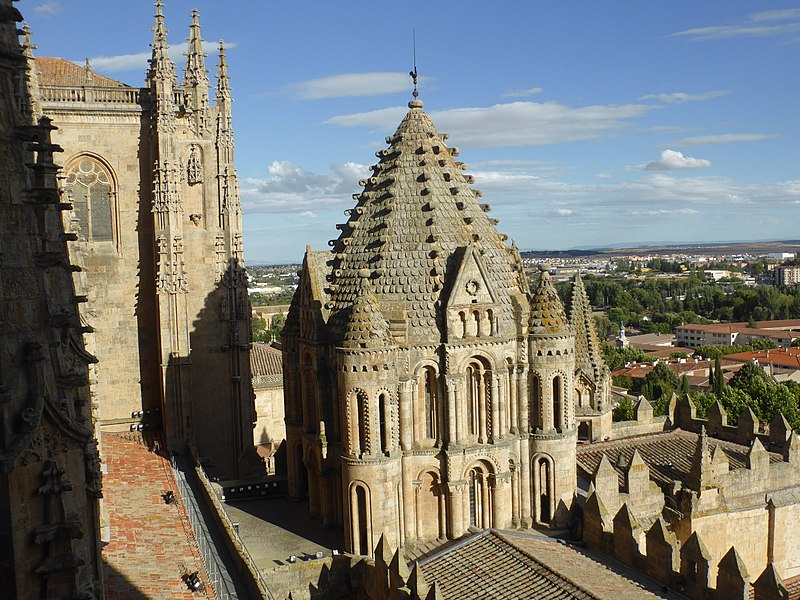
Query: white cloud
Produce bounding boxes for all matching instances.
[640,91,729,103]
[284,72,416,100]
[643,149,711,171]
[595,172,612,180]
[34,1,61,16]
[672,133,779,146]
[503,86,543,98]
[550,208,575,217]
[85,41,233,74]
[327,101,651,147]
[673,10,800,41]
[240,161,369,214]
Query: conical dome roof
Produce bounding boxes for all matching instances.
[529,264,570,336]
[327,98,522,343]
[342,272,393,349]
[568,273,607,376]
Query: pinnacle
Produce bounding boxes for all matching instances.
[529,266,570,336]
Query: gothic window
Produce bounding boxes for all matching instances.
[64,157,116,243]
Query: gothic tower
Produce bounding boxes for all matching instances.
[28,3,259,479]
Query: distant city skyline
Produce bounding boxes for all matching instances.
[24,1,800,263]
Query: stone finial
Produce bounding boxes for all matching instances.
[710,444,729,477]
[425,581,445,600]
[675,393,696,427]
[680,531,712,596]
[390,547,411,589]
[593,454,619,504]
[708,399,727,431]
[183,7,209,91]
[747,437,769,471]
[583,490,610,547]
[738,406,759,440]
[528,264,570,336]
[688,426,713,491]
[613,503,641,567]
[216,40,231,102]
[785,431,800,464]
[613,503,639,531]
[770,413,791,446]
[407,562,430,599]
[753,563,788,600]
[635,395,653,422]
[375,532,393,568]
[717,546,750,600]
[645,518,678,585]
[625,449,650,494]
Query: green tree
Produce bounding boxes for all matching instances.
[612,396,636,422]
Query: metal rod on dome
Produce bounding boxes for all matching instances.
[409,27,418,98]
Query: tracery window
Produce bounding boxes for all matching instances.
[64,157,115,243]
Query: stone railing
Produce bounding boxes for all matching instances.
[39,85,144,105]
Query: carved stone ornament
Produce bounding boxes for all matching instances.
[187,144,202,185]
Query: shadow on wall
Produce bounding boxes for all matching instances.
[161,259,263,481]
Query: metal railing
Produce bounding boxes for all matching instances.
[172,456,237,599]
[183,447,276,600]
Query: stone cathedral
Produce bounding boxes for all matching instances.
[283,95,612,556]
[24,3,260,479]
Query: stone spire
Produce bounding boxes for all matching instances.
[528,264,570,337]
[326,95,521,344]
[148,0,177,86]
[568,272,608,378]
[215,40,231,105]
[688,425,713,491]
[342,272,393,349]
[183,8,209,112]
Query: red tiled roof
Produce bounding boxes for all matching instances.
[101,433,209,599]
[250,343,282,378]
[723,348,800,370]
[35,57,129,88]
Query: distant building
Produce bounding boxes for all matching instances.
[676,320,800,349]
[776,265,800,286]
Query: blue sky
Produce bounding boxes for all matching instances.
[23,1,800,263]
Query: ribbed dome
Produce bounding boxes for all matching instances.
[529,265,570,336]
[327,99,520,343]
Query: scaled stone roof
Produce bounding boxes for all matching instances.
[568,273,607,378]
[529,266,570,336]
[342,275,393,349]
[35,57,129,88]
[576,429,782,488]
[325,98,522,343]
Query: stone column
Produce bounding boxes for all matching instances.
[481,478,491,528]
[399,379,413,451]
[510,469,519,527]
[491,374,500,443]
[448,482,465,538]
[518,368,531,528]
[478,372,487,444]
[509,367,517,433]
[446,377,457,446]
[492,475,511,529]
[402,458,416,543]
